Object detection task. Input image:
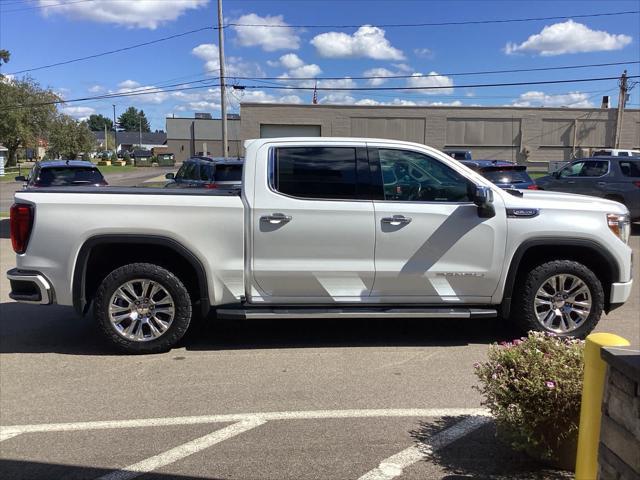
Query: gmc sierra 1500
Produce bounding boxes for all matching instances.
[7,138,633,353]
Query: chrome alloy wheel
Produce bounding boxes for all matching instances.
[108,279,175,342]
[533,274,592,333]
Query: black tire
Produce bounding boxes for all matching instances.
[94,263,192,354]
[513,260,604,339]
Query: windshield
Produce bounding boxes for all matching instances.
[214,164,243,182]
[34,167,105,186]
[482,169,532,184]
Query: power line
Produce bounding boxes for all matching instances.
[1,0,96,13]
[240,75,640,92]
[6,26,215,75]
[3,75,636,111]
[228,61,640,82]
[227,10,639,28]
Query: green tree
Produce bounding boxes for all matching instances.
[117,106,150,132]
[47,115,96,160]
[87,113,113,132]
[0,76,59,166]
[0,49,10,67]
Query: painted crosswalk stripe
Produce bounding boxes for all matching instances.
[357,415,491,480]
[95,418,266,480]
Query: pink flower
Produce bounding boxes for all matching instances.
[473,362,481,369]
[513,339,523,346]
[492,373,498,380]
[545,381,556,389]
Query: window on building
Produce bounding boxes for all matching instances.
[273,147,357,199]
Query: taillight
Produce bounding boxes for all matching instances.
[10,203,34,254]
[634,180,640,188]
[205,183,218,189]
[527,184,540,190]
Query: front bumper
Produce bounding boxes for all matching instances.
[609,279,633,308]
[6,268,54,305]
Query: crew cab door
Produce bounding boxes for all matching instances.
[249,142,375,303]
[368,145,507,302]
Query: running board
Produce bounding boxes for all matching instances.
[216,307,497,320]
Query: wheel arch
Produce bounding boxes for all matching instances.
[501,238,620,318]
[72,235,210,317]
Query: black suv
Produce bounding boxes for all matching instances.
[165,157,243,189]
[16,160,108,188]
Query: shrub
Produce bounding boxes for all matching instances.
[474,331,584,460]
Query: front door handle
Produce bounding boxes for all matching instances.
[381,215,412,226]
[261,213,292,224]
[596,181,606,186]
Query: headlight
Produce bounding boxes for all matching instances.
[607,213,631,244]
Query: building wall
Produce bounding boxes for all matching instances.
[240,104,640,168]
[166,118,242,163]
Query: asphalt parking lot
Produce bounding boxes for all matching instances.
[0,222,638,479]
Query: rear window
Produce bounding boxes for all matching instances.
[34,167,105,186]
[446,151,470,160]
[274,147,357,199]
[481,168,532,184]
[214,164,243,182]
[619,160,640,177]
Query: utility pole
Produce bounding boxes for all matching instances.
[112,104,118,156]
[139,113,142,149]
[217,0,228,159]
[104,124,108,151]
[614,70,628,149]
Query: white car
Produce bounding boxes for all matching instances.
[7,138,634,353]
[592,148,640,157]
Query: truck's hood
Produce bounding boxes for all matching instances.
[503,189,629,214]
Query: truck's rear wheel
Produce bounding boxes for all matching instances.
[513,260,604,338]
[94,263,192,354]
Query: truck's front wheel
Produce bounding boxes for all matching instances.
[94,263,192,354]
[513,260,604,338]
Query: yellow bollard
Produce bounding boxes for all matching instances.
[575,332,630,479]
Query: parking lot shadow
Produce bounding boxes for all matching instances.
[0,218,8,239]
[0,459,226,480]
[412,418,572,479]
[0,301,519,355]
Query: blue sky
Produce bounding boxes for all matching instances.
[1,0,639,130]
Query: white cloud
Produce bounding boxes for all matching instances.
[38,0,208,29]
[311,25,404,60]
[318,77,357,89]
[392,63,413,73]
[118,79,140,89]
[60,105,95,120]
[505,20,632,56]
[88,84,105,93]
[511,91,594,108]
[318,96,463,107]
[279,53,304,69]
[363,67,395,86]
[406,72,454,95]
[413,48,433,58]
[232,13,300,51]
[191,43,263,77]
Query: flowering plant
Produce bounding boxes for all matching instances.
[474,331,584,462]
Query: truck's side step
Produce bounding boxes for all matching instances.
[216,307,497,320]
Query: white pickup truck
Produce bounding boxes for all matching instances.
[7,138,634,353]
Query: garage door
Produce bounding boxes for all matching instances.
[260,124,321,138]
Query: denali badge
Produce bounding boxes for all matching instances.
[506,208,540,218]
[436,272,485,277]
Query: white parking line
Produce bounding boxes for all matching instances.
[357,416,491,480]
[95,418,266,480]
[0,408,489,440]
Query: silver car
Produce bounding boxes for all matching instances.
[536,156,640,220]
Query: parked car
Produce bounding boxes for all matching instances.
[460,160,538,190]
[592,148,640,157]
[536,156,640,220]
[443,149,472,161]
[7,138,633,353]
[165,156,243,189]
[15,160,108,188]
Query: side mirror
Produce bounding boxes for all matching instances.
[165,173,175,180]
[15,176,26,182]
[473,185,495,218]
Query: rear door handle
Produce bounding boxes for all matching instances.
[381,215,412,226]
[261,213,292,224]
[596,181,607,186]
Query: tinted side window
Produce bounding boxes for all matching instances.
[559,161,585,177]
[580,160,609,177]
[377,149,471,202]
[214,164,243,181]
[200,164,214,181]
[619,161,640,177]
[274,147,357,199]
